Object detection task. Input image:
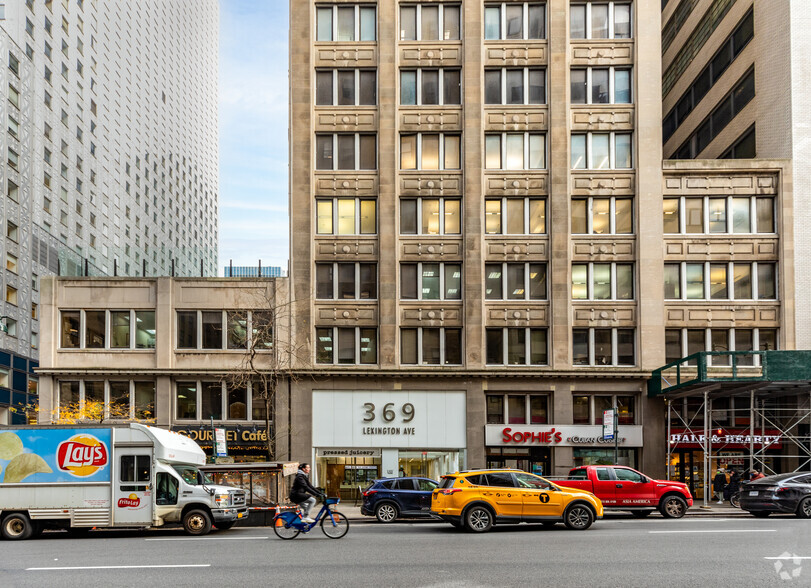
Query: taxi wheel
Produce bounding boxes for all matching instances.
[660,496,687,519]
[564,504,594,530]
[183,509,213,536]
[464,505,494,533]
[797,498,811,519]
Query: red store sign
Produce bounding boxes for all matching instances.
[669,429,782,450]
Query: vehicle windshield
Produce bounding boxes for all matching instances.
[172,464,212,486]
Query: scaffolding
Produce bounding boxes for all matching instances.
[649,350,811,507]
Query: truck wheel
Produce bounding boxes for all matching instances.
[632,510,653,518]
[464,505,494,533]
[564,504,594,530]
[2,513,34,540]
[375,502,398,523]
[215,521,236,530]
[183,509,212,536]
[660,495,687,519]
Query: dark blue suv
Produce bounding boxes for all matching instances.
[361,477,439,523]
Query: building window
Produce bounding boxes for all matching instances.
[572,197,633,234]
[6,178,18,202]
[401,327,462,365]
[176,311,271,351]
[663,262,777,301]
[571,67,631,104]
[315,262,377,300]
[317,197,377,235]
[315,69,376,106]
[663,10,753,143]
[572,263,633,301]
[571,132,632,169]
[485,133,546,170]
[400,4,460,40]
[315,327,377,364]
[484,68,546,105]
[486,328,548,365]
[485,198,546,234]
[57,380,156,421]
[400,134,461,170]
[484,2,546,40]
[570,2,631,39]
[5,285,17,306]
[400,262,461,300]
[487,394,549,424]
[7,147,18,168]
[8,84,19,108]
[315,133,376,170]
[7,221,18,242]
[400,69,461,105]
[60,309,156,349]
[665,328,778,366]
[316,4,376,42]
[8,52,18,75]
[720,125,756,159]
[6,251,17,273]
[675,69,755,159]
[572,394,635,425]
[572,328,635,366]
[663,195,774,234]
[400,198,461,235]
[485,263,547,300]
[175,380,269,422]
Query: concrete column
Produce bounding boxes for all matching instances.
[381,448,398,478]
[548,0,572,369]
[156,375,172,427]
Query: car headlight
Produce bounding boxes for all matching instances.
[215,493,230,506]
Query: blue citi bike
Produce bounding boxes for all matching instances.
[273,496,349,539]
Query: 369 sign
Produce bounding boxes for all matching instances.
[362,402,415,423]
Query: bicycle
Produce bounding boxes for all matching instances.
[273,497,349,539]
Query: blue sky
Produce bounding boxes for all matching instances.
[218,1,289,274]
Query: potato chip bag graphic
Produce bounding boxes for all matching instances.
[0,432,23,460]
[4,453,52,483]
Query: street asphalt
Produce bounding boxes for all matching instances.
[1,514,809,587]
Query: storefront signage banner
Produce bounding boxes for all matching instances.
[315,448,381,458]
[312,390,466,449]
[485,425,644,447]
[171,426,269,447]
[669,429,782,449]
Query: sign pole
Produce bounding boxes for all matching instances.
[614,405,619,465]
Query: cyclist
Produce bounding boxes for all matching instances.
[290,463,322,523]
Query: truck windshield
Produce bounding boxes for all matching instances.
[172,465,212,486]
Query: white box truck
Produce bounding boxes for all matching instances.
[0,423,247,540]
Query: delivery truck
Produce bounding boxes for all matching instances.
[0,423,247,540]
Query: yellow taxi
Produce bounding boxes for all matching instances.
[431,468,603,532]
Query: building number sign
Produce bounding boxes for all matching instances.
[362,402,415,423]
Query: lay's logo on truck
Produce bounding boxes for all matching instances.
[57,434,109,477]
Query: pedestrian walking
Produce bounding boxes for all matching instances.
[713,467,727,503]
[724,469,740,500]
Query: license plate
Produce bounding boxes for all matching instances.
[749,491,758,496]
[237,513,244,518]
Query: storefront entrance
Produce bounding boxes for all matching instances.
[487,447,551,476]
[398,450,460,480]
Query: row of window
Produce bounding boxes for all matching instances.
[313,327,636,367]
[315,132,634,171]
[59,310,273,351]
[58,380,156,421]
[314,3,631,43]
[486,394,636,425]
[663,196,774,235]
[665,328,778,365]
[663,262,777,301]
[315,66,632,107]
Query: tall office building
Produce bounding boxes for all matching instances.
[0,0,218,423]
[287,0,795,491]
[662,0,811,349]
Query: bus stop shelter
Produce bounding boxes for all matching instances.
[648,350,811,506]
[201,461,299,525]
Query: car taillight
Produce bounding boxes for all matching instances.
[363,490,378,497]
[775,487,790,494]
[441,488,462,496]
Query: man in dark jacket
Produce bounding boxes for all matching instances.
[713,468,727,503]
[290,463,321,523]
